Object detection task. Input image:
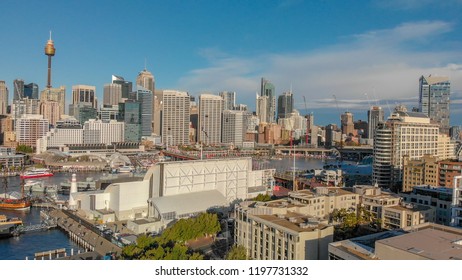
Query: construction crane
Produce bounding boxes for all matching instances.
[303,96,309,146]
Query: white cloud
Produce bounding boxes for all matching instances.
[176,21,462,113]
[375,0,462,10]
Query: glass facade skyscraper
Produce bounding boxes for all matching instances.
[419,75,450,134]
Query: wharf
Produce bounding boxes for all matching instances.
[47,209,122,258]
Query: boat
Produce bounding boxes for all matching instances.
[0,215,23,238]
[24,181,58,195]
[0,193,31,211]
[20,168,54,179]
[117,166,135,173]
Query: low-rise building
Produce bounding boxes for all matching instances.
[353,185,401,220]
[400,185,452,225]
[234,201,333,260]
[329,223,462,260]
[382,204,435,230]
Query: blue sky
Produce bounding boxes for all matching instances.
[1,0,462,126]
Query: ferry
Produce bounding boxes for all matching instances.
[117,166,135,173]
[20,168,54,179]
[0,215,23,238]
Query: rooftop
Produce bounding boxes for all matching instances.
[254,212,329,233]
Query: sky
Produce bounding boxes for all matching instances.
[1,0,462,126]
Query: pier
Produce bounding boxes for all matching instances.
[46,209,122,258]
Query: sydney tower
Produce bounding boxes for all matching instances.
[44,32,56,89]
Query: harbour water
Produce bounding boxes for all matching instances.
[0,172,116,260]
[0,158,327,260]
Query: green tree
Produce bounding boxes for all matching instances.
[226,245,250,260]
[16,144,33,154]
[254,193,271,202]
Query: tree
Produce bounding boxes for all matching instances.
[226,245,250,260]
[254,193,272,202]
[16,145,33,154]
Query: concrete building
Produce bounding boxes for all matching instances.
[277,91,293,120]
[136,68,155,93]
[152,90,163,136]
[353,185,401,221]
[162,90,190,146]
[13,79,24,101]
[40,101,60,127]
[329,223,462,260]
[401,185,452,225]
[71,158,275,234]
[36,125,84,154]
[234,201,333,260]
[341,112,354,136]
[99,105,119,122]
[199,94,223,145]
[40,86,66,117]
[72,85,97,109]
[15,114,49,147]
[0,81,8,115]
[83,119,124,145]
[439,160,462,188]
[372,108,453,190]
[382,204,434,230]
[103,83,122,106]
[0,147,24,169]
[222,110,248,148]
[12,98,40,121]
[69,103,97,125]
[367,106,384,141]
[402,155,439,192]
[219,91,236,111]
[419,75,450,134]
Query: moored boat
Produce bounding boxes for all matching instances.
[0,194,31,211]
[20,168,54,179]
[0,214,23,238]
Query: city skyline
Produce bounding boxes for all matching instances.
[0,1,462,126]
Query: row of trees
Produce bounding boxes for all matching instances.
[330,207,381,241]
[121,213,221,260]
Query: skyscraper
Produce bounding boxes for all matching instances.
[13,79,24,100]
[419,75,450,134]
[72,85,97,109]
[199,94,223,145]
[24,83,39,99]
[40,86,66,117]
[103,83,122,106]
[277,91,293,120]
[119,100,141,142]
[136,67,155,93]
[112,75,132,99]
[162,90,190,146]
[0,81,8,115]
[136,86,153,137]
[256,94,269,123]
[222,110,247,148]
[367,106,384,140]
[219,91,236,111]
[260,78,276,123]
[341,112,354,136]
[40,101,60,127]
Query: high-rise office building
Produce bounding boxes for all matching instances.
[260,78,276,123]
[12,98,40,121]
[24,83,39,99]
[103,83,122,106]
[153,90,163,136]
[99,105,119,122]
[419,75,450,134]
[136,67,156,131]
[83,119,124,145]
[136,86,153,137]
[256,95,268,123]
[219,91,236,111]
[13,79,24,100]
[72,85,97,109]
[112,75,132,99]
[199,94,223,145]
[367,106,384,140]
[341,112,354,136]
[162,90,190,146]
[222,110,248,147]
[69,103,97,125]
[119,100,141,142]
[136,68,155,93]
[0,81,8,115]
[277,91,293,120]
[40,86,66,117]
